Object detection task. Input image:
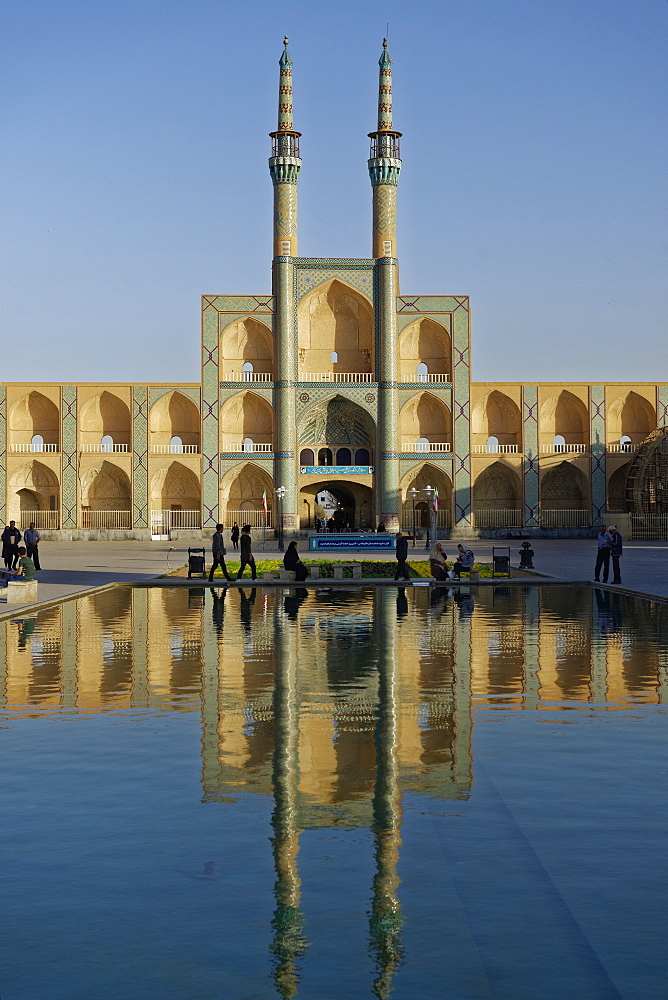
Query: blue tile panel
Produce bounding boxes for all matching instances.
[590,385,606,524]
[61,386,78,528]
[132,386,149,528]
[522,386,539,526]
[658,386,668,428]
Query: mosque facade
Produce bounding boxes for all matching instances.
[2,41,665,539]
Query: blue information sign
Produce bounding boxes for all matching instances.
[309,534,395,551]
[301,466,373,475]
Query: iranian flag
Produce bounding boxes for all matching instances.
[432,488,440,514]
[261,490,268,514]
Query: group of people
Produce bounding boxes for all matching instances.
[394,532,475,582]
[594,525,623,584]
[209,523,256,582]
[1,520,39,581]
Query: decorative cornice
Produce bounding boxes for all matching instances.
[368,157,401,186]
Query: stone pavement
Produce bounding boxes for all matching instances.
[1,536,667,618]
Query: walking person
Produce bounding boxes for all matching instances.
[594,525,612,583]
[608,525,623,584]
[230,522,240,551]
[394,531,411,581]
[237,524,257,580]
[23,522,41,571]
[2,521,21,570]
[208,524,234,582]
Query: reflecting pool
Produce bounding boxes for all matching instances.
[2,585,667,999]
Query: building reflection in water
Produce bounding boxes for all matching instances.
[1,583,668,994]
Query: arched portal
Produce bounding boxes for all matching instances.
[79,392,131,449]
[541,462,588,511]
[472,391,521,450]
[150,462,201,528]
[220,316,273,377]
[8,461,60,527]
[607,391,655,445]
[81,462,131,511]
[472,463,522,526]
[297,279,374,375]
[300,480,374,531]
[299,395,375,458]
[540,390,588,446]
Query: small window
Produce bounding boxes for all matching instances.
[383,241,392,256]
[620,434,632,452]
[355,448,370,466]
[553,434,566,452]
[416,363,428,383]
[242,437,254,453]
[101,434,114,453]
[337,448,352,466]
[30,434,44,453]
[281,240,291,255]
[486,436,499,454]
[242,362,254,382]
[169,436,183,454]
[416,437,429,452]
[300,448,314,466]
[318,448,333,466]
[331,351,338,365]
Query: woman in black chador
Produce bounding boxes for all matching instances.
[283,541,309,581]
[230,522,240,551]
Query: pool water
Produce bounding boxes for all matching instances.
[1,585,667,999]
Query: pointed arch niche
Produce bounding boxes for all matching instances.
[399,317,451,382]
[607,391,655,445]
[220,316,273,378]
[10,392,59,449]
[472,463,522,513]
[400,463,452,529]
[81,461,131,511]
[150,462,201,512]
[539,390,588,447]
[541,462,588,512]
[8,461,60,521]
[149,391,200,451]
[297,279,373,375]
[220,391,273,451]
[80,392,131,449]
[298,395,375,454]
[220,463,275,525]
[471,391,521,451]
[399,392,451,451]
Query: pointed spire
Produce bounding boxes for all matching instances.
[277,36,294,133]
[377,38,393,131]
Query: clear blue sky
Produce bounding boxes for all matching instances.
[2,0,666,383]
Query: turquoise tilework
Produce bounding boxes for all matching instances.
[295,262,374,303]
[0,386,5,524]
[132,386,149,528]
[275,260,298,526]
[61,386,77,528]
[202,301,220,527]
[590,385,606,524]
[397,295,468,315]
[295,387,377,423]
[658,386,668,427]
[522,385,539,526]
[376,259,399,525]
[451,301,471,526]
[204,295,274,314]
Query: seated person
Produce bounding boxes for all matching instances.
[283,541,309,582]
[452,544,475,579]
[429,542,449,581]
[13,546,36,581]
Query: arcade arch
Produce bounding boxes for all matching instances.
[149,392,200,450]
[10,392,59,449]
[220,463,275,526]
[399,317,451,381]
[300,480,373,531]
[472,463,522,513]
[8,461,59,522]
[400,463,452,529]
[607,464,630,512]
[150,462,201,513]
[607,391,655,445]
[541,462,588,511]
[220,316,273,377]
[299,395,375,458]
[472,391,521,450]
[80,391,131,449]
[220,391,273,451]
[540,390,588,446]
[399,392,451,451]
[81,462,131,511]
[297,279,373,375]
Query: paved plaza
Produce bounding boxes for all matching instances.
[1,536,667,618]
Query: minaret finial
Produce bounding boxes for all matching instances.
[277,37,294,132]
[269,37,302,257]
[377,38,393,131]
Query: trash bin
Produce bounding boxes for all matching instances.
[492,546,511,578]
[188,547,206,579]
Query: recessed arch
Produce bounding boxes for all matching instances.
[472,390,521,448]
[399,317,451,379]
[81,461,131,511]
[607,463,631,512]
[399,462,452,528]
[10,392,59,448]
[79,391,131,446]
[540,390,588,444]
[399,392,451,449]
[541,461,588,510]
[299,394,375,451]
[472,462,522,511]
[220,316,273,376]
[8,461,59,520]
[297,279,374,374]
[150,462,201,511]
[220,462,275,525]
[149,391,200,448]
[607,391,655,444]
[220,390,273,450]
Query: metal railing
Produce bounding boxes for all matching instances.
[80,443,130,453]
[150,510,202,532]
[224,510,273,529]
[298,372,374,383]
[472,509,524,528]
[628,514,668,541]
[16,511,60,530]
[401,509,452,530]
[607,443,638,453]
[540,509,590,528]
[541,444,588,454]
[222,371,273,382]
[81,509,132,529]
[10,443,59,453]
[402,442,451,453]
[472,444,520,454]
[405,373,451,383]
[151,444,199,454]
[224,443,273,453]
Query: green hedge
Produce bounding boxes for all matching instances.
[207,559,494,579]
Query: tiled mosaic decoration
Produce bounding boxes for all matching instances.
[590,385,606,524]
[657,385,668,427]
[61,386,77,528]
[452,300,471,526]
[295,261,374,303]
[202,302,220,527]
[132,386,149,528]
[0,386,5,525]
[522,386,539,526]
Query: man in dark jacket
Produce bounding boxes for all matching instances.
[237,525,257,580]
[208,524,233,582]
[2,521,22,570]
[608,525,623,584]
[394,531,410,581]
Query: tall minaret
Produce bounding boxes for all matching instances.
[370,40,401,531]
[270,37,301,540]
